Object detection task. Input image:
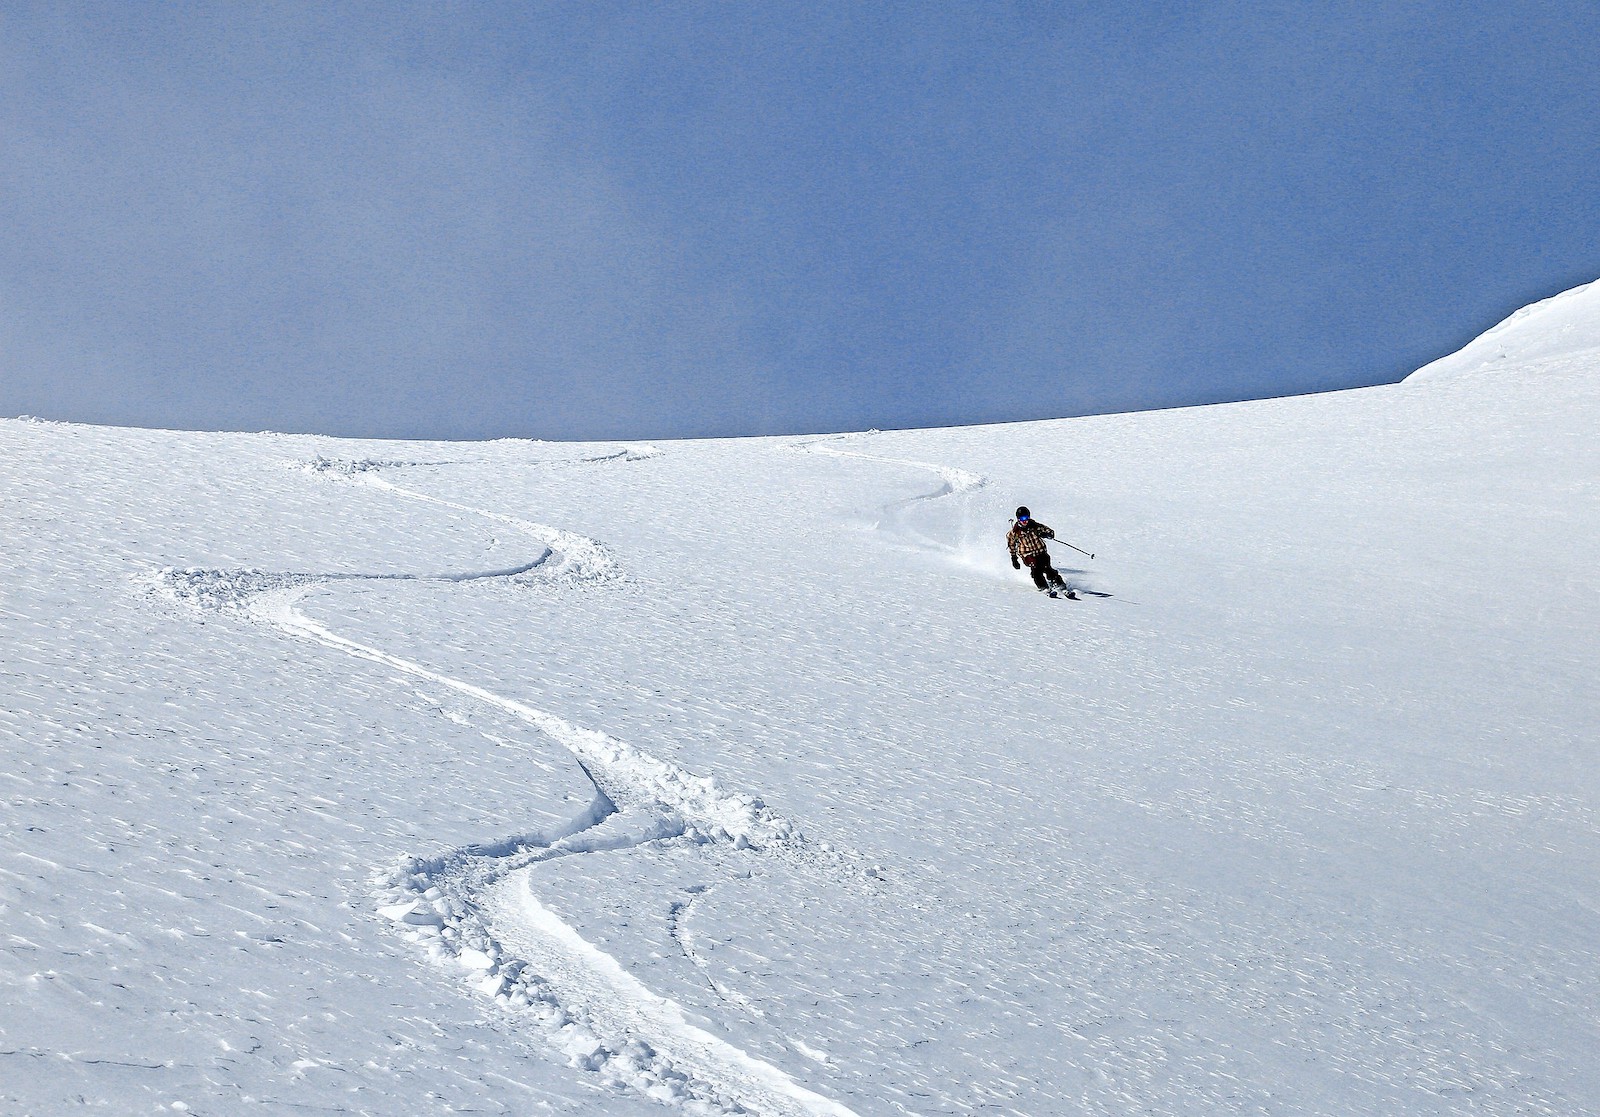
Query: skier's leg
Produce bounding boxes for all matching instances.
[1041,558,1066,588]
[1039,557,1076,597]
[1028,560,1049,590]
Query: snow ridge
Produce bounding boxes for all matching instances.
[1407,277,1600,381]
[155,453,860,1117]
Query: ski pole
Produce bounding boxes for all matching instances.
[1055,539,1094,560]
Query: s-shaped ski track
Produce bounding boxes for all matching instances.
[159,450,861,1117]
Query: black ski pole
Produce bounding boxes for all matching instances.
[1055,539,1094,560]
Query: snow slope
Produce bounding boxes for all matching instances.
[2,289,1598,1116]
[1407,277,1600,381]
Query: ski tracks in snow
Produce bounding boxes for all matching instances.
[798,432,985,493]
[798,434,986,549]
[155,447,862,1117]
[801,432,1111,601]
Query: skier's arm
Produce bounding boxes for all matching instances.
[1007,530,1020,567]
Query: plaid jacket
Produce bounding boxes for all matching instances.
[1007,520,1055,564]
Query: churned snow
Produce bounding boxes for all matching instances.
[3,287,1598,1116]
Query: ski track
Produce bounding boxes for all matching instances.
[799,434,1115,605]
[797,432,1105,602]
[799,433,986,516]
[797,433,986,556]
[155,448,864,1117]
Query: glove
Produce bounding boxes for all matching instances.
[1042,528,1055,539]
[1011,557,1021,569]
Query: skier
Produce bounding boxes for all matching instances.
[1008,506,1076,598]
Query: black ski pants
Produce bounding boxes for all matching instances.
[1025,553,1066,591]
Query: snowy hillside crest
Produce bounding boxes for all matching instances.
[1406,276,1600,381]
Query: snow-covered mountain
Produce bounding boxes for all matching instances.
[1407,277,1600,381]
[3,283,1597,1116]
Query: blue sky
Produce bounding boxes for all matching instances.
[2,2,1596,440]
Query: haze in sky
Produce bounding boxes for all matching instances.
[2,2,1596,440]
